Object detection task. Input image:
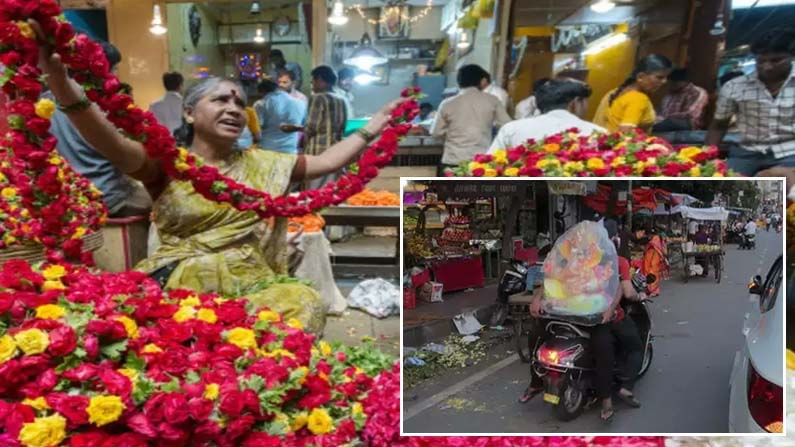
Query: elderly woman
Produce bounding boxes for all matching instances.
[37,37,401,334]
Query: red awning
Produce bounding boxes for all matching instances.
[583,185,673,215]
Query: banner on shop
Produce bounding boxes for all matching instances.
[435,181,528,200]
[548,181,594,196]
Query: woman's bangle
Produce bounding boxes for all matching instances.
[354,127,377,144]
[58,94,91,114]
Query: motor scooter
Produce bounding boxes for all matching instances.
[739,233,756,250]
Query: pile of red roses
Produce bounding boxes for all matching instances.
[0,0,419,219]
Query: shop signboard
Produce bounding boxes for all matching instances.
[434,181,528,200]
[549,181,586,196]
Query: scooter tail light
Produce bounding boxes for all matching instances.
[747,361,783,433]
[538,345,581,366]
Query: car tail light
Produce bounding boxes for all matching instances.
[747,361,783,433]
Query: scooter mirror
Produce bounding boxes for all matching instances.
[748,275,763,295]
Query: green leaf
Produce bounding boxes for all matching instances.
[124,352,146,371]
[73,347,87,359]
[241,375,265,393]
[53,378,71,392]
[101,339,129,361]
[55,353,83,373]
[133,378,155,405]
[254,320,270,332]
[210,181,228,193]
[160,377,180,393]
[185,370,201,384]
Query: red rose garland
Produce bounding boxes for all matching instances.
[0,0,420,219]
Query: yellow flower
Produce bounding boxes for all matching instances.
[787,350,795,370]
[286,318,304,330]
[543,143,560,153]
[87,395,125,427]
[35,304,65,320]
[1,187,17,199]
[274,412,290,428]
[586,157,605,171]
[536,158,561,170]
[611,157,627,168]
[504,167,519,177]
[319,341,332,357]
[14,329,49,355]
[226,327,257,350]
[563,161,584,173]
[213,297,228,305]
[16,22,35,39]
[295,366,309,385]
[117,368,138,384]
[179,295,201,307]
[351,402,364,416]
[172,305,196,323]
[0,335,18,363]
[204,383,220,400]
[633,162,647,175]
[177,147,190,160]
[678,146,702,162]
[71,227,87,240]
[4,235,16,246]
[689,166,702,177]
[175,161,190,172]
[22,397,50,411]
[307,408,334,435]
[42,265,66,281]
[34,99,56,120]
[113,316,139,339]
[484,168,497,177]
[492,149,508,164]
[18,414,66,447]
[41,281,65,292]
[142,343,162,354]
[0,172,5,182]
[260,348,295,360]
[197,308,218,324]
[467,161,487,173]
[291,412,309,431]
[257,310,280,322]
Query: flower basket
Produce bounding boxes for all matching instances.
[0,231,103,265]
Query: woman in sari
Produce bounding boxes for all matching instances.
[37,40,402,334]
[636,227,668,297]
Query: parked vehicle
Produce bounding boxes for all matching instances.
[739,233,756,250]
[728,256,783,433]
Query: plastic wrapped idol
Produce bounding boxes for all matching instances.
[542,221,620,324]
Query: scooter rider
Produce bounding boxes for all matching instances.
[519,219,645,424]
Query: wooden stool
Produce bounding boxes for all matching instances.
[93,215,150,272]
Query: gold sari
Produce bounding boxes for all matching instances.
[135,149,326,333]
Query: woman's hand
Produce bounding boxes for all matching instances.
[601,308,613,324]
[530,295,543,318]
[362,98,408,135]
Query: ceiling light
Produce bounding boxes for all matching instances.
[344,33,388,71]
[250,1,261,15]
[354,73,380,85]
[254,27,265,43]
[149,4,167,36]
[710,14,726,36]
[582,32,628,55]
[328,0,349,26]
[457,30,471,49]
[590,0,616,13]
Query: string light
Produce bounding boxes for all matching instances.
[351,0,434,25]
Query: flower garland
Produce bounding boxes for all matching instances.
[0,0,419,219]
[446,129,730,177]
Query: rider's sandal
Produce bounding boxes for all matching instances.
[518,387,543,404]
[616,391,641,408]
[600,407,614,423]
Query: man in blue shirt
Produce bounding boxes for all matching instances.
[47,39,152,217]
[253,78,305,153]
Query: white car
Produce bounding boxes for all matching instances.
[728,255,784,433]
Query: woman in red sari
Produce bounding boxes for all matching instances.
[636,227,668,297]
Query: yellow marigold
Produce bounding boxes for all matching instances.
[678,146,702,161]
[204,383,220,400]
[34,99,56,120]
[71,227,87,240]
[226,327,257,350]
[41,281,65,292]
[307,408,334,435]
[197,308,218,324]
[257,310,280,322]
[586,158,605,171]
[87,395,125,427]
[291,412,309,431]
[351,402,364,416]
[286,318,304,330]
[504,167,519,177]
[543,143,560,153]
[175,161,190,172]
[35,304,65,320]
[14,329,49,355]
[172,306,196,323]
[213,297,228,305]
[319,341,332,357]
[295,366,309,385]
[177,147,190,160]
[2,187,18,199]
[22,397,50,411]
[18,414,66,447]
[536,158,561,170]
[787,350,795,370]
[42,265,66,281]
[0,335,18,363]
[633,162,647,175]
[4,235,16,245]
[492,149,508,164]
[260,348,295,359]
[16,22,35,39]
[484,168,497,177]
[563,161,584,173]
[117,368,138,383]
[142,343,162,354]
[611,156,627,168]
[179,295,201,307]
[689,166,702,177]
[113,316,139,339]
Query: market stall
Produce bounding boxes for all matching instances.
[679,206,729,283]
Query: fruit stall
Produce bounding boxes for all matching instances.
[679,206,730,284]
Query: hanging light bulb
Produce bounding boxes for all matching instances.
[590,0,616,13]
[254,27,266,43]
[328,0,349,26]
[149,4,167,36]
[457,29,471,49]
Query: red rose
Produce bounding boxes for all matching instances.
[187,397,213,421]
[69,432,110,447]
[225,414,256,441]
[25,117,50,136]
[10,74,41,99]
[242,432,281,447]
[84,334,100,358]
[218,389,244,417]
[126,413,158,438]
[162,392,189,424]
[48,324,77,357]
[297,375,331,409]
[156,422,187,442]
[99,368,133,397]
[101,433,148,447]
[0,51,20,67]
[46,393,89,425]
[472,168,485,177]
[193,421,223,439]
[3,403,34,438]
[20,368,58,398]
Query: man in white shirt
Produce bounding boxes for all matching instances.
[481,73,511,112]
[149,72,184,134]
[489,78,603,153]
[745,219,758,236]
[514,78,551,119]
[688,219,700,239]
[432,64,512,176]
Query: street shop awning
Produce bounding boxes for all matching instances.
[672,193,700,206]
[680,206,729,221]
[583,185,673,215]
[654,204,683,215]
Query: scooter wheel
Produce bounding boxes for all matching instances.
[553,379,585,422]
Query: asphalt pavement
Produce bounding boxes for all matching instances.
[402,229,784,434]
